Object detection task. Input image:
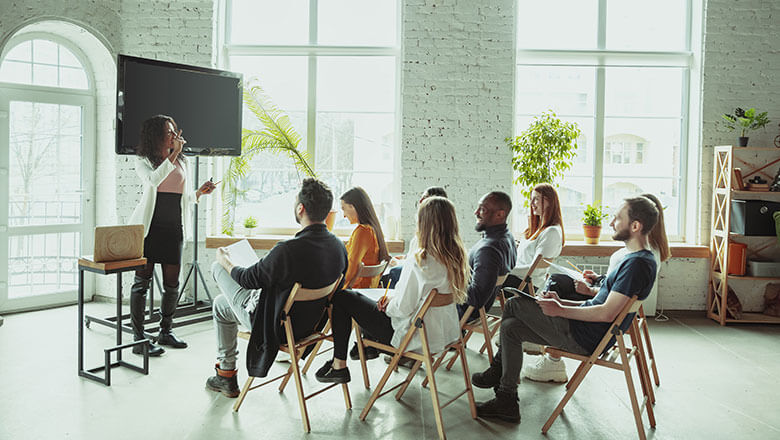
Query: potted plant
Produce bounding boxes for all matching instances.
[243,216,258,236]
[582,201,608,245]
[221,79,316,236]
[507,110,581,206]
[722,107,770,147]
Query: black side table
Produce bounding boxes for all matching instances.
[78,257,150,386]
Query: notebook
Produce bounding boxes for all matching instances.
[93,224,144,262]
[224,239,260,267]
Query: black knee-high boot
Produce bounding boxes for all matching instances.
[157,284,187,348]
[130,275,151,341]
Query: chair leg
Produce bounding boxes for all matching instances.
[456,343,477,419]
[396,359,423,400]
[420,332,447,440]
[630,322,655,405]
[288,348,311,433]
[279,363,294,392]
[445,329,472,370]
[354,321,371,389]
[233,376,255,412]
[617,335,647,440]
[360,352,401,420]
[341,383,352,410]
[301,320,331,374]
[639,309,660,386]
[542,360,594,434]
[480,316,494,363]
[422,350,448,388]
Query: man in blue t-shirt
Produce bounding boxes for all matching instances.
[471,196,659,423]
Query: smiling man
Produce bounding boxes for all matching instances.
[471,196,658,423]
[457,191,517,321]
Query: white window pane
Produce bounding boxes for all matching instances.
[9,102,83,226]
[516,66,595,117]
[5,41,32,61]
[317,57,396,112]
[230,0,309,45]
[605,68,684,117]
[517,0,598,49]
[606,0,687,51]
[59,66,88,89]
[33,63,57,87]
[0,60,32,84]
[58,45,82,68]
[33,39,58,64]
[602,118,681,236]
[8,232,80,298]
[229,55,308,123]
[318,0,398,46]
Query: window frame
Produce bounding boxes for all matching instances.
[514,0,697,242]
[213,0,402,236]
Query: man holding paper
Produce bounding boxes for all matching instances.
[204,178,348,398]
[471,196,659,423]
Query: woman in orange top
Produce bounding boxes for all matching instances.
[340,187,390,288]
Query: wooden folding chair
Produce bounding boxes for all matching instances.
[232,275,350,433]
[301,260,389,375]
[355,289,477,440]
[541,296,656,440]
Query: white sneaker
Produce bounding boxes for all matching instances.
[522,355,568,383]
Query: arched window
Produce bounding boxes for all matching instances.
[0,33,96,312]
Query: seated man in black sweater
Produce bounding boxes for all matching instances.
[205,178,348,397]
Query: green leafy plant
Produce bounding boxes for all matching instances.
[243,216,257,229]
[221,80,316,235]
[582,201,608,227]
[722,107,770,137]
[507,110,581,206]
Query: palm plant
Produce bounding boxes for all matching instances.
[221,80,316,235]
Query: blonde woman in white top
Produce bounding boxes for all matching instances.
[315,196,470,384]
[128,115,216,356]
[506,183,565,293]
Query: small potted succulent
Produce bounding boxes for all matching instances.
[582,202,608,245]
[243,216,258,237]
[722,107,770,147]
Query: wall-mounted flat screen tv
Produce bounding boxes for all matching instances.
[116,54,242,156]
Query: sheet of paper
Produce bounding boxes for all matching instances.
[355,288,392,302]
[544,260,583,281]
[224,239,259,268]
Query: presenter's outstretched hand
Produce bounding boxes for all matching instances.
[196,180,217,200]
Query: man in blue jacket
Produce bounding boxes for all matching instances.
[205,178,348,397]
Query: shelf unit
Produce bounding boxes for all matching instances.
[708,145,780,325]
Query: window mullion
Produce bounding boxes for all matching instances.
[593,0,607,206]
[307,0,318,168]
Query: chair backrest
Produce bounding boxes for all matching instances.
[392,288,455,351]
[590,295,641,356]
[348,260,390,288]
[516,253,544,295]
[281,275,344,317]
[495,274,508,287]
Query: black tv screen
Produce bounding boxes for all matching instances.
[116,54,242,156]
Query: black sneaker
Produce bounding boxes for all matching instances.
[315,360,351,384]
[349,343,379,360]
[157,330,188,348]
[205,364,240,398]
[476,390,521,423]
[132,341,165,357]
[383,354,416,369]
[472,362,502,389]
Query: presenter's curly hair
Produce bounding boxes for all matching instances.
[297,178,333,222]
[136,114,184,167]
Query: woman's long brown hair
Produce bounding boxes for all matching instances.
[524,183,564,245]
[340,187,390,262]
[414,197,470,304]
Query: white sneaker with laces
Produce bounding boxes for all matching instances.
[522,354,568,383]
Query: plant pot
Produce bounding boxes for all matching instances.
[738,136,749,147]
[245,227,255,237]
[325,210,337,231]
[582,225,602,245]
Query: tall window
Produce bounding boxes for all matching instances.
[220,0,400,232]
[0,36,95,312]
[514,0,692,239]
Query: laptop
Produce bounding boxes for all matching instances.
[93,224,144,262]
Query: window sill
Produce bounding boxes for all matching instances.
[206,234,406,254]
[562,241,709,259]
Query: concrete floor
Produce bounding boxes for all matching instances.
[1,303,779,440]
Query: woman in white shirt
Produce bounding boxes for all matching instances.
[128,115,216,356]
[505,183,564,293]
[315,196,470,384]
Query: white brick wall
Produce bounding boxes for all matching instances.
[400,0,516,247]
